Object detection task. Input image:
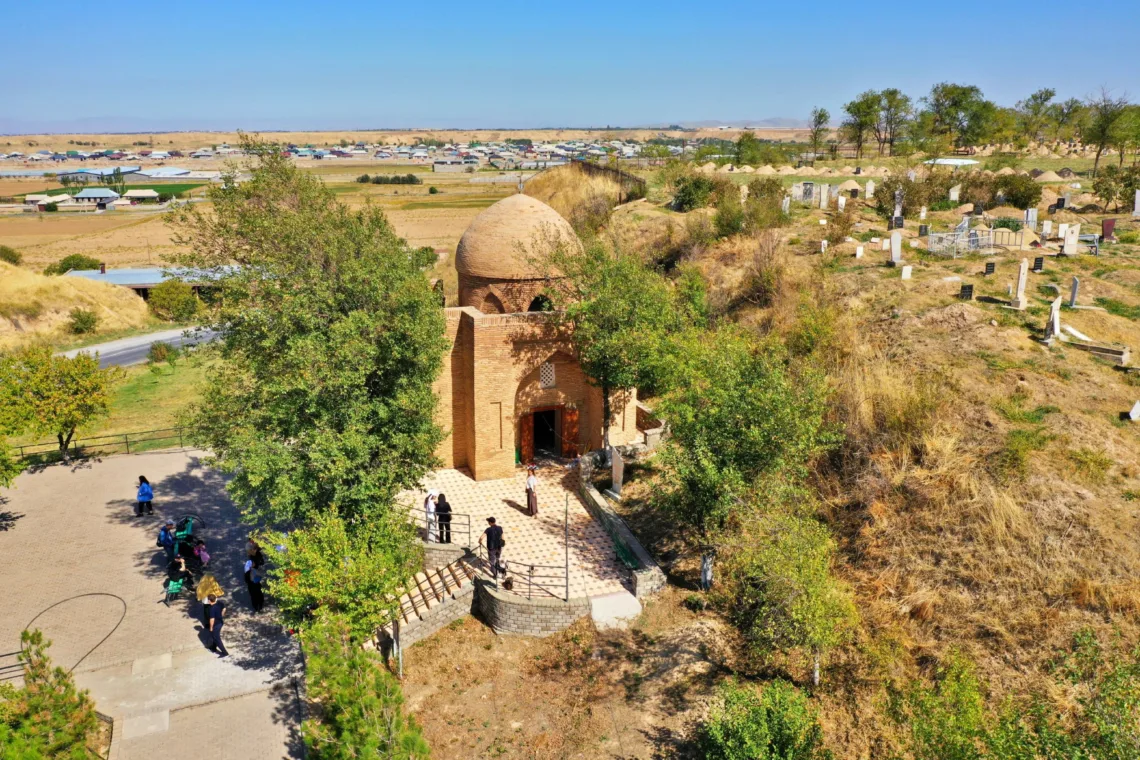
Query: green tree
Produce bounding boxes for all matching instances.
[735,131,765,166]
[542,240,690,442]
[1050,97,1087,142]
[167,140,448,526]
[656,330,838,579]
[43,254,100,276]
[261,510,419,637]
[808,108,830,158]
[0,629,100,759]
[301,615,430,760]
[874,88,913,156]
[67,308,98,335]
[0,347,116,459]
[148,279,200,321]
[893,653,988,760]
[1015,88,1056,143]
[1085,88,1130,175]
[104,168,126,196]
[721,511,856,685]
[841,91,879,159]
[0,245,21,265]
[922,83,998,150]
[699,679,832,760]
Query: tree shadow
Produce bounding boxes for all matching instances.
[269,678,307,759]
[0,510,24,532]
[638,725,701,759]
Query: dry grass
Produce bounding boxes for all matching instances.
[523,163,627,228]
[0,261,149,349]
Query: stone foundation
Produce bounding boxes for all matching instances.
[474,579,590,636]
[422,542,467,571]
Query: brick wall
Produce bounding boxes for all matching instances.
[459,273,546,314]
[422,542,467,570]
[397,581,477,648]
[473,579,590,637]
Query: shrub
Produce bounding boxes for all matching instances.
[428,185,438,194]
[356,173,371,183]
[673,174,719,211]
[569,193,613,235]
[147,341,180,366]
[44,202,58,212]
[891,653,988,760]
[826,206,856,245]
[67,308,98,334]
[714,191,747,237]
[698,679,832,760]
[148,280,199,321]
[0,244,21,265]
[1119,231,1140,244]
[43,254,100,276]
[992,217,1023,232]
[929,199,958,212]
[994,174,1042,210]
[370,173,422,185]
[741,231,785,307]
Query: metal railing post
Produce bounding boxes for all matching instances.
[178,428,183,448]
[564,494,570,602]
[124,434,130,455]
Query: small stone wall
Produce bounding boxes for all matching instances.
[474,579,590,637]
[422,542,466,572]
[390,581,477,650]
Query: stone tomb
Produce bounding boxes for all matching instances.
[949,184,961,202]
[1010,258,1029,310]
[889,231,903,265]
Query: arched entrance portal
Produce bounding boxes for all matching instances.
[518,404,580,464]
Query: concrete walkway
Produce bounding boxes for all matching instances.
[0,451,302,760]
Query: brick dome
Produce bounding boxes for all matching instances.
[455,194,580,281]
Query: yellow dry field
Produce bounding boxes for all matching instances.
[0,213,180,269]
[0,261,149,349]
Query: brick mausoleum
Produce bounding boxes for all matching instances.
[433,193,638,480]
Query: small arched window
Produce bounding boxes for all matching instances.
[527,294,553,312]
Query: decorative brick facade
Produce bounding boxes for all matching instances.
[433,307,639,481]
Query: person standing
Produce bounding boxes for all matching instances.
[424,491,438,543]
[246,536,265,569]
[207,594,228,656]
[244,557,265,613]
[136,476,154,517]
[525,466,538,517]
[436,493,452,545]
[479,517,504,580]
[158,520,176,566]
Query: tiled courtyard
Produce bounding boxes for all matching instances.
[0,451,302,760]
[410,463,629,599]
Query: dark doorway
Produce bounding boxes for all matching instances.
[528,294,553,312]
[534,409,557,455]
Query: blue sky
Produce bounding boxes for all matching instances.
[4,0,1137,133]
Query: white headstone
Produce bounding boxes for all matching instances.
[1024,208,1038,232]
[1129,401,1140,421]
[819,183,830,209]
[855,245,864,259]
[1133,190,1140,218]
[781,195,791,214]
[1069,276,1080,308]
[821,240,828,253]
[949,184,961,202]
[792,182,804,202]
[865,180,875,198]
[1042,219,1053,237]
[890,231,902,264]
[1062,225,1079,255]
[919,206,927,220]
[610,447,624,497]
[837,195,846,212]
[881,238,890,251]
[901,265,912,280]
[907,169,917,182]
[1045,297,1062,341]
[1057,222,1069,242]
[1011,258,1029,310]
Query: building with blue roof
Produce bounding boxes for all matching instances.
[64,266,229,299]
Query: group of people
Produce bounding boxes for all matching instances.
[142,474,268,659]
[422,491,453,543]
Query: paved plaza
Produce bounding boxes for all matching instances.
[411,463,629,599]
[0,450,302,760]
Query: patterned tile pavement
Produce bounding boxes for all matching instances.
[409,463,629,599]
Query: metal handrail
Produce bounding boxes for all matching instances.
[14,426,187,460]
[472,543,570,601]
[410,507,472,548]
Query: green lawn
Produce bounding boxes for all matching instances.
[23,183,206,198]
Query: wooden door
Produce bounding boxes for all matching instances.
[520,413,534,464]
[561,406,579,458]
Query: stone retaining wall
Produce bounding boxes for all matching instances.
[474,579,590,637]
[421,542,466,572]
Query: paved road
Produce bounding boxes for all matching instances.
[61,328,220,368]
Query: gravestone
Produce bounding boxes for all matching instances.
[1044,297,1062,341]
[1032,256,1044,272]
[949,184,961,202]
[791,182,804,202]
[1062,225,1079,255]
[1042,220,1053,237]
[837,195,847,212]
[919,224,930,237]
[819,183,830,209]
[901,265,912,280]
[821,240,828,253]
[803,182,814,203]
[890,231,902,265]
[893,188,904,220]
[606,446,624,499]
[958,283,974,301]
[920,206,927,220]
[881,238,890,251]
[1056,222,1069,243]
[854,166,862,175]
[1024,207,1038,232]
[865,180,875,198]
[1134,190,1140,218]
[855,245,864,259]
[984,261,996,276]
[1128,401,1140,422]
[906,169,917,181]
[1056,195,1067,210]
[1011,258,1029,310]
[1102,218,1116,242]
[1069,276,1080,308]
[1063,192,1072,209]
[781,195,791,214]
